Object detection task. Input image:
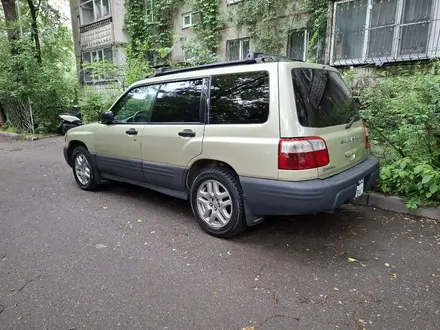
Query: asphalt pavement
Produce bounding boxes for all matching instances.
[0,135,439,330]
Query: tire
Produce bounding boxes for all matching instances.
[60,124,68,135]
[71,146,99,191]
[190,167,247,238]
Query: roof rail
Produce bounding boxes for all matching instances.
[247,52,304,63]
[148,52,302,78]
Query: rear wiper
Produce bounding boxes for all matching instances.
[345,114,360,129]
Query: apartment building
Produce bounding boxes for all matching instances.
[69,0,128,84]
[69,0,440,85]
[69,0,317,85]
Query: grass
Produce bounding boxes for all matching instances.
[0,125,20,134]
[0,125,47,140]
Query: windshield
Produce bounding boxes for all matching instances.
[291,68,359,128]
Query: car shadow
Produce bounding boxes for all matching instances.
[234,206,383,265]
[97,181,190,212]
[98,182,382,264]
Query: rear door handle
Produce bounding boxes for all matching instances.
[126,128,138,135]
[178,130,196,138]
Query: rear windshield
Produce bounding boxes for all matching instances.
[291,68,359,128]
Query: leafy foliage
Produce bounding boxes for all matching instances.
[124,47,154,87]
[360,69,440,166]
[304,0,329,61]
[231,0,289,53]
[0,2,76,133]
[231,0,328,56]
[78,86,120,124]
[191,0,222,53]
[379,159,440,209]
[179,38,217,66]
[349,65,440,207]
[125,0,183,63]
[125,0,220,67]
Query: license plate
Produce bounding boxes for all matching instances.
[355,178,364,199]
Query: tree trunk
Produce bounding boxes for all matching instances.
[0,0,19,44]
[26,0,42,64]
[0,103,7,126]
[0,0,19,125]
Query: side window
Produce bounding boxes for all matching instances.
[209,71,270,124]
[149,79,203,123]
[111,85,159,123]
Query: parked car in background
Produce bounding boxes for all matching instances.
[58,106,83,134]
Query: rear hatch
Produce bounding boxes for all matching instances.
[291,67,369,179]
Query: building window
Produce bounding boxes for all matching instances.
[287,30,308,61]
[81,47,113,83]
[79,0,110,26]
[144,0,155,23]
[182,12,200,29]
[332,0,439,65]
[287,30,324,63]
[226,38,250,61]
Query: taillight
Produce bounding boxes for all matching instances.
[362,123,370,150]
[278,137,330,170]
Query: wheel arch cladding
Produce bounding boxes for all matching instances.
[186,159,239,189]
[67,140,88,165]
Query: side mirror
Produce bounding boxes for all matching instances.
[101,111,114,124]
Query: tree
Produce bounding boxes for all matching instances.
[0,102,6,125]
[25,0,42,64]
[0,0,19,124]
[1,0,19,43]
[0,0,76,132]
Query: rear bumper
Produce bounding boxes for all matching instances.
[240,156,380,216]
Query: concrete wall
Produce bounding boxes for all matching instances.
[112,0,129,45]
[69,0,82,81]
[170,3,195,61]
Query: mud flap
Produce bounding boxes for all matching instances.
[89,152,104,184]
[243,197,265,227]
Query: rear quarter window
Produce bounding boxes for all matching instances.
[149,79,203,123]
[209,71,270,124]
[292,68,359,128]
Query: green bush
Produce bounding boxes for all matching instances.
[360,70,440,166]
[379,158,440,209]
[78,87,121,124]
[353,66,440,208]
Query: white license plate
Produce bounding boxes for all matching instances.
[355,179,364,199]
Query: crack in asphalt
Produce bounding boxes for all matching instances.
[17,274,43,292]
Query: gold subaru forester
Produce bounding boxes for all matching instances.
[64,53,379,238]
